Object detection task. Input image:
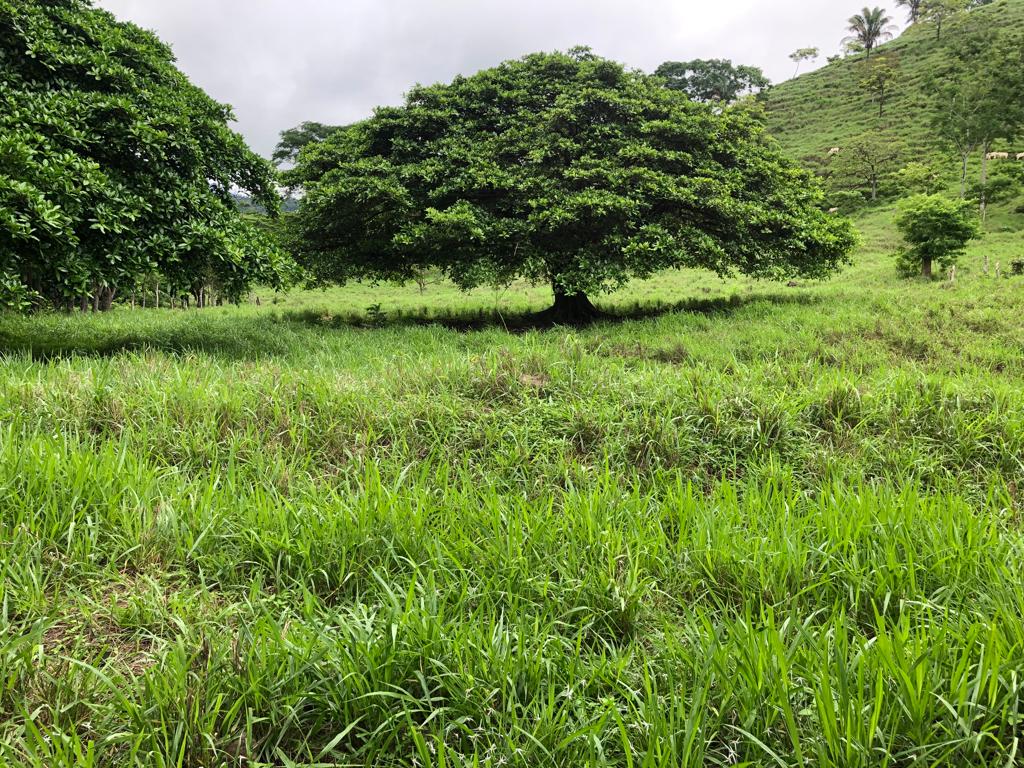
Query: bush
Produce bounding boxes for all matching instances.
[895,162,946,195]
[0,272,40,313]
[894,195,981,279]
[828,190,869,214]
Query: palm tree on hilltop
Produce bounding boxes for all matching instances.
[845,7,898,60]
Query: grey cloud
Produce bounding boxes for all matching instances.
[96,0,904,158]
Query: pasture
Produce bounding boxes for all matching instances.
[1,206,1024,766]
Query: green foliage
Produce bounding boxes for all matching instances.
[788,47,820,77]
[654,58,770,103]
[857,53,900,117]
[0,270,38,312]
[844,7,898,59]
[0,0,291,311]
[894,194,980,277]
[894,161,947,194]
[272,120,344,167]
[767,0,1024,194]
[828,135,904,202]
[289,50,855,317]
[928,23,1024,195]
[968,162,1023,205]
[920,0,971,37]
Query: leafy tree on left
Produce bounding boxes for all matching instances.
[0,0,293,311]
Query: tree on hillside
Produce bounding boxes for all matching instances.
[829,135,903,201]
[919,0,969,39]
[896,0,924,22]
[273,121,344,167]
[789,48,820,77]
[654,59,770,104]
[894,194,979,278]
[844,7,898,60]
[859,54,900,118]
[928,26,1024,210]
[0,0,290,311]
[895,162,946,194]
[287,50,856,324]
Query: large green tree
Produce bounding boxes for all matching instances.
[0,0,289,311]
[894,194,979,278]
[288,50,855,322]
[653,59,770,104]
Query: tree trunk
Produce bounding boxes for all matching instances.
[959,153,969,199]
[537,282,602,325]
[98,286,115,312]
[979,145,990,225]
[871,175,878,201]
[922,257,933,280]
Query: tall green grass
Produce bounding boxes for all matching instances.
[1,218,1023,765]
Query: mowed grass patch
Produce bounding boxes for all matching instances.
[1,233,1024,765]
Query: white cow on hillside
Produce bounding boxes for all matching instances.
[1017,153,1024,161]
[827,147,841,157]
[986,151,1010,160]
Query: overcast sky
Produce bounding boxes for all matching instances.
[96,0,905,159]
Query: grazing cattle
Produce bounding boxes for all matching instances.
[986,152,1010,160]
[827,147,841,156]
[1017,153,1024,161]
[828,207,840,214]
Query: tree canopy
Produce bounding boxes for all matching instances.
[789,48,820,78]
[0,0,290,310]
[288,50,856,322]
[653,59,770,104]
[895,194,979,278]
[273,121,344,167]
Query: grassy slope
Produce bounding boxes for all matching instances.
[765,0,1024,166]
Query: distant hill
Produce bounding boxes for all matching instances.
[233,194,300,215]
[765,0,1023,170]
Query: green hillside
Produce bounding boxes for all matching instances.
[766,0,1024,169]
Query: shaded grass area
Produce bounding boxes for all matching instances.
[2,221,1024,765]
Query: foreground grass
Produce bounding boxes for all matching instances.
[2,220,1024,765]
